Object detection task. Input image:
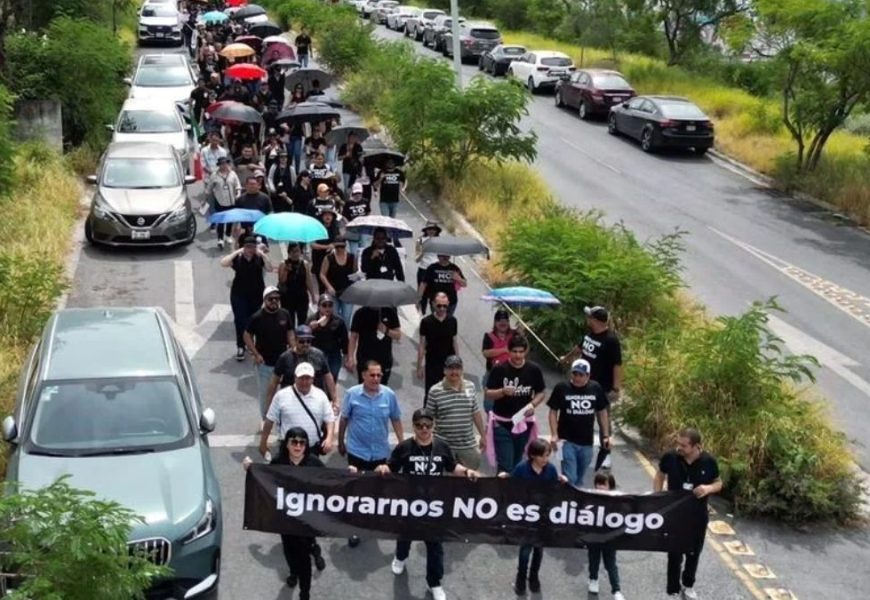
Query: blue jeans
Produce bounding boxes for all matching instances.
[299,53,309,68]
[396,540,443,588]
[588,544,621,592]
[517,544,543,578]
[288,137,304,173]
[335,298,354,327]
[255,362,274,419]
[325,349,342,382]
[493,425,530,474]
[561,441,594,487]
[230,294,259,349]
[379,200,397,218]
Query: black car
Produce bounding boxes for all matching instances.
[478,44,526,76]
[442,22,502,62]
[608,95,714,155]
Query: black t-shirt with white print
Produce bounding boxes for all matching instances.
[423,262,464,305]
[546,380,608,446]
[388,437,457,476]
[485,361,546,426]
[378,168,405,204]
[578,328,622,392]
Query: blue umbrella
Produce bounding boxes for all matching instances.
[207,208,265,225]
[254,212,327,242]
[481,286,561,307]
[202,11,229,24]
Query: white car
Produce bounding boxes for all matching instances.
[406,8,445,40]
[126,54,197,105]
[386,6,420,31]
[137,3,183,46]
[372,0,399,24]
[507,50,575,93]
[109,98,192,166]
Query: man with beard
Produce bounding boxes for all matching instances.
[244,286,293,425]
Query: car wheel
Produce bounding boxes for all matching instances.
[607,114,619,135]
[527,77,536,94]
[478,57,484,71]
[641,127,655,152]
[578,101,589,120]
[84,219,94,244]
[555,90,563,107]
[183,214,197,245]
[693,146,709,156]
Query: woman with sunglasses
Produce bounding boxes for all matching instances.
[243,427,325,599]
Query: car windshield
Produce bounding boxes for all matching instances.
[423,11,443,19]
[541,57,572,67]
[659,102,707,119]
[142,7,177,17]
[27,378,191,455]
[471,29,500,39]
[592,74,631,89]
[501,46,525,56]
[134,66,192,87]
[118,110,181,134]
[102,158,180,188]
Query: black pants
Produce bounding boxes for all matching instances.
[281,534,314,594]
[423,359,444,406]
[347,453,387,472]
[282,296,309,329]
[417,268,428,314]
[667,528,706,594]
[230,293,259,349]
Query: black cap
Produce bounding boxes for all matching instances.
[318,293,335,305]
[217,156,231,165]
[584,305,609,322]
[242,235,259,246]
[443,355,463,369]
[412,407,435,423]
[333,234,347,246]
[294,325,314,339]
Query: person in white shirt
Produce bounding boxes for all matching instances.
[260,362,336,458]
[205,156,241,249]
[201,131,228,179]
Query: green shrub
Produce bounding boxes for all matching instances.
[317,16,376,77]
[0,85,14,195]
[844,112,870,136]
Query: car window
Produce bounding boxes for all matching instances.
[527,54,535,63]
[640,100,656,113]
[541,56,572,67]
[627,97,645,110]
[502,46,525,56]
[28,378,192,455]
[470,28,500,39]
[118,110,181,134]
[141,7,177,17]
[134,65,193,87]
[591,74,632,89]
[423,11,442,19]
[576,73,588,85]
[102,158,181,188]
[659,102,707,119]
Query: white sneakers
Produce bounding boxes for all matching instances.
[217,239,224,249]
[613,592,626,600]
[682,588,698,600]
[588,579,600,593]
[390,558,406,575]
[429,586,446,600]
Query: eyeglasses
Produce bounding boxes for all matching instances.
[413,422,433,430]
[435,304,449,309]
[288,439,307,446]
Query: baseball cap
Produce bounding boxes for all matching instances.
[332,234,347,246]
[571,359,591,375]
[294,362,315,378]
[318,293,335,305]
[216,156,231,165]
[242,235,259,246]
[263,285,280,300]
[351,182,363,194]
[584,305,609,322]
[412,407,435,424]
[444,355,463,369]
[294,325,314,339]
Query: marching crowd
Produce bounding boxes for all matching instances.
[179,3,722,600]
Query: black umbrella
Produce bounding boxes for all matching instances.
[275,102,340,126]
[249,21,282,38]
[340,279,418,308]
[362,149,406,171]
[284,68,333,93]
[207,101,264,125]
[233,4,266,20]
[422,235,489,258]
[317,95,345,108]
[325,126,369,147]
[270,58,300,69]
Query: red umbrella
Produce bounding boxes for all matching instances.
[261,42,295,67]
[226,0,248,6]
[226,63,267,81]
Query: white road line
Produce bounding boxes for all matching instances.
[174,260,197,329]
[559,137,622,174]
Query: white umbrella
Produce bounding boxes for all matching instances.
[263,35,293,47]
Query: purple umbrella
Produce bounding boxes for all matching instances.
[262,42,296,67]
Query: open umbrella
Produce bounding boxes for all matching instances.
[422,235,489,258]
[261,44,296,67]
[275,102,340,126]
[268,58,300,70]
[253,212,327,242]
[325,126,369,147]
[226,63,267,81]
[206,101,263,124]
[208,208,265,225]
[233,3,266,19]
[201,10,229,24]
[220,43,256,59]
[249,21,283,38]
[340,279,419,308]
[284,68,333,93]
[263,35,293,47]
[362,149,406,171]
[480,286,561,307]
[243,13,270,24]
[345,215,413,239]
[234,35,263,52]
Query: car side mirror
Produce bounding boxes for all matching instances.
[105,124,114,132]
[2,416,18,443]
[86,175,98,184]
[183,175,197,185]
[200,408,216,433]
[184,123,192,131]
[123,77,132,85]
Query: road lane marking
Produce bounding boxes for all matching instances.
[559,137,622,174]
[744,564,777,579]
[174,260,197,330]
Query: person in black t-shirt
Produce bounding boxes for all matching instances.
[360,228,405,281]
[417,292,458,406]
[307,152,333,191]
[484,335,546,473]
[244,286,293,421]
[366,408,479,600]
[221,237,274,361]
[234,176,274,245]
[189,77,210,124]
[308,293,348,382]
[268,325,336,410]
[347,306,401,385]
[418,255,466,316]
[654,427,722,598]
[295,28,312,68]
[560,305,623,401]
[339,133,364,191]
[374,159,406,226]
[546,359,611,487]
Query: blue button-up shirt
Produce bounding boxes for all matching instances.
[342,384,401,461]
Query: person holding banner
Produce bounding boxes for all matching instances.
[655,427,722,600]
[367,407,480,600]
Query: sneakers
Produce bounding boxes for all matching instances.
[285,574,297,587]
[682,588,698,600]
[528,576,541,593]
[311,543,326,571]
[235,347,245,361]
[429,586,446,600]
[217,239,224,250]
[348,535,360,548]
[588,579,600,594]
[613,592,626,600]
[391,558,406,575]
[513,573,526,595]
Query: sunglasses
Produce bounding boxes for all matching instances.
[413,422,433,430]
[296,339,312,345]
[288,439,307,446]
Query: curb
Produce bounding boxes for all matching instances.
[55,182,92,311]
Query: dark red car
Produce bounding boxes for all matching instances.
[555,69,636,120]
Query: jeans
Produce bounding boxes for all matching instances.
[561,441,595,487]
[299,53,309,68]
[493,425,530,474]
[281,535,313,594]
[288,137,304,173]
[517,544,543,578]
[335,297,354,326]
[325,349,342,382]
[667,529,707,594]
[379,201,398,218]
[230,294,259,349]
[588,544,621,592]
[255,362,274,419]
[213,204,235,240]
[396,540,444,588]
[326,145,337,166]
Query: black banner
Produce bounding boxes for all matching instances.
[244,465,708,553]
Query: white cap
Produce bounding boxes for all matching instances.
[263,286,280,300]
[294,362,315,378]
[571,359,591,375]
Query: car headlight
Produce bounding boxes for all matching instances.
[92,195,115,221]
[166,203,189,223]
[180,498,216,545]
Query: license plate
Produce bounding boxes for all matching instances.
[156,32,165,38]
[132,230,151,240]
[686,125,696,132]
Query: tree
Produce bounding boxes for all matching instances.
[651,0,750,64]
[0,477,169,599]
[755,0,870,172]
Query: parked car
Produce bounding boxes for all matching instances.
[608,95,715,155]
[2,307,222,599]
[126,53,197,104]
[478,44,527,76]
[555,69,636,120]
[442,21,502,62]
[85,142,197,246]
[386,6,421,31]
[406,8,445,41]
[360,0,378,19]
[109,98,192,166]
[137,2,183,46]
[507,50,575,93]
[372,0,399,24]
[423,15,465,52]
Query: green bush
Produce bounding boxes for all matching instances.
[317,16,376,77]
[844,112,870,136]
[0,85,14,195]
